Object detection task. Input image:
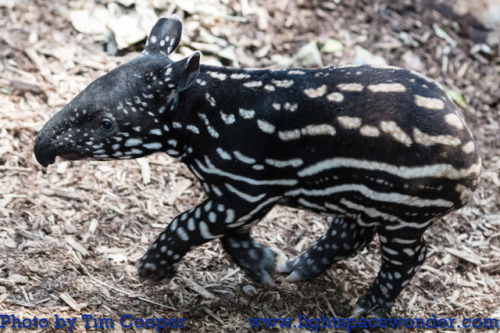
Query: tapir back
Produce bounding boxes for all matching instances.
[182,64,480,210]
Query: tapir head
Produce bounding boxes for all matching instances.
[34,16,200,166]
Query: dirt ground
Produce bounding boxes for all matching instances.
[1,0,499,332]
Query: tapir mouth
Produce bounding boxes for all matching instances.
[34,133,83,167]
[35,153,55,167]
[60,152,83,161]
[35,151,84,167]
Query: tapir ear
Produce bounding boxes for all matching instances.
[144,15,182,55]
[177,51,201,92]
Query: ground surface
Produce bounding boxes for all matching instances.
[1,0,499,332]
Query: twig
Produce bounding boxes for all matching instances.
[70,250,176,310]
[0,166,33,172]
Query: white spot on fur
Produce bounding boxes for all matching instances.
[301,124,336,136]
[327,92,344,102]
[221,112,235,125]
[360,125,380,137]
[208,211,217,223]
[199,113,219,138]
[230,73,251,80]
[212,185,223,197]
[234,151,256,164]
[186,125,200,134]
[167,149,179,155]
[455,183,474,203]
[272,79,294,88]
[462,141,475,154]
[414,95,445,110]
[337,116,362,129]
[176,227,189,241]
[125,138,142,147]
[207,126,219,138]
[208,72,227,81]
[149,128,162,136]
[380,121,413,146]
[337,83,364,91]
[413,128,461,146]
[225,183,266,202]
[144,142,162,150]
[225,209,235,223]
[264,84,275,92]
[216,147,232,160]
[239,108,255,119]
[444,113,464,130]
[199,221,217,239]
[367,83,406,93]
[243,81,263,88]
[284,102,298,112]
[265,158,303,168]
[304,84,327,98]
[278,129,301,141]
[278,124,336,140]
[205,93,216,107]
[257,119,276,134]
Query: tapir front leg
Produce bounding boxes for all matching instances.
[138,196,279,283]
[221,229,280,285]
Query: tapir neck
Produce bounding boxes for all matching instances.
[171,65,270,163]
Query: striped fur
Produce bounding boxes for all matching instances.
[34,16,481,318]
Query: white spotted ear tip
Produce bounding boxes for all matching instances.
[189,50,202,61]
[169,14,182,22]
[157,15,182,23]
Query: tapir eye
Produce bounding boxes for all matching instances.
[100,119,114,131]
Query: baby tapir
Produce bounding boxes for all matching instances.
[34,16,481,317]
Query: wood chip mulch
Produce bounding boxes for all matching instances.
[1,0,499,332]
